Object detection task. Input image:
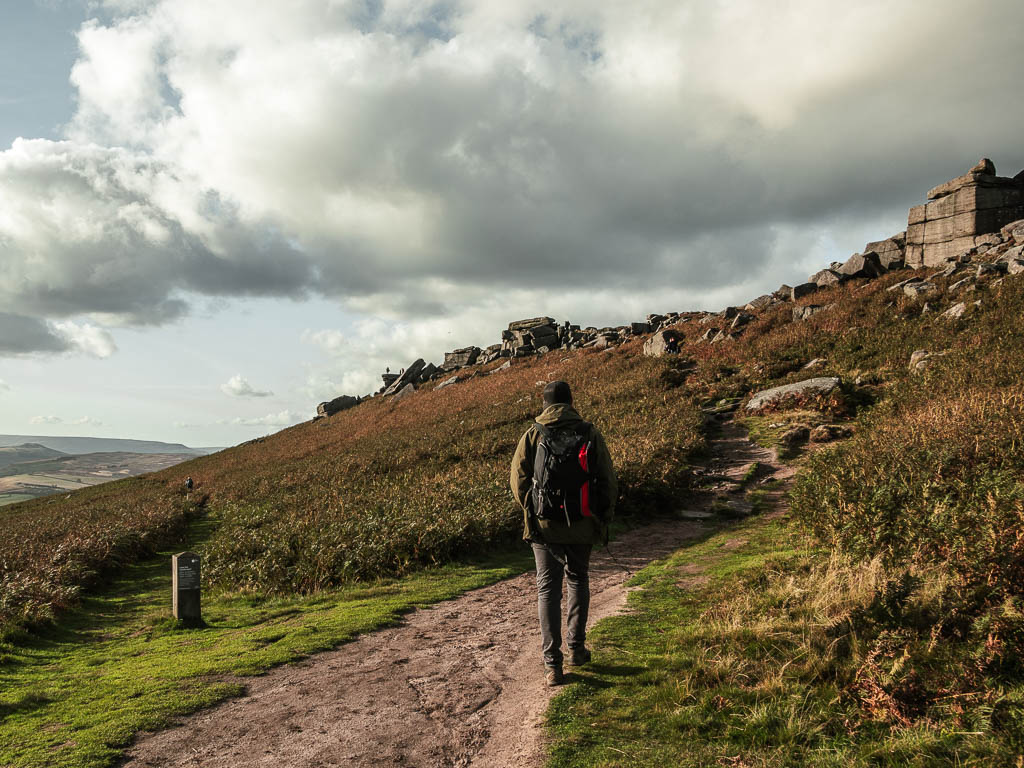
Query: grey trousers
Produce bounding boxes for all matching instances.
[531,542,592,669]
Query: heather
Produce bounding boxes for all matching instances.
[0,347,703,637]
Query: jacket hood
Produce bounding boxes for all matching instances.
[536,403,585,429]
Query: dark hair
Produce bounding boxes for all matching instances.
[542,380,573,406]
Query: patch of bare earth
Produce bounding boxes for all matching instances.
[121,419,789,768]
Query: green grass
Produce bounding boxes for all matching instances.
[0,519,535,768]
[546,509,1024,766]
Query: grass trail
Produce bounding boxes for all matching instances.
[0,513,534,768]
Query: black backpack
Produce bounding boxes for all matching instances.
[531,422,595,526]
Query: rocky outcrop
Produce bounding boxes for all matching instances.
[838,251,884,280]
[316,395,361,418]
[906,159,1024,268]
[863,233,906,270]
[442,347,481,371]
[352,162,1024,412]
[384,359,426,396]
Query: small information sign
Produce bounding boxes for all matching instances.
[172,551,202,626]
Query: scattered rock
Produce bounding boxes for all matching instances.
[1000,218,1024,241]
[746,377,841,412]
[1007,259,1024,275]
[791,282,818,301]
[803,358,827,370]
[434,375,460,391]
[809,424,852,443]
[904,281,939,299]
[780,426,810,447]
[730,312,755,330]
[793,305,825,321]
[939,302,967,321]
[392,383,416,403]
[949,277,976,293]
[486,360,512,375]
[977,262,1007,278]
[643,329,683,357]
[888,276,923,292]
[909,350,932,372]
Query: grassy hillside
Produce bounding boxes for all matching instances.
[6,227,1024,763]
[0,444,65,470]
[545,264,1024,762]
[0,347,703,638]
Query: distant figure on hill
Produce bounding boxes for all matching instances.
[185,476,193,492]
[510,380,618,686]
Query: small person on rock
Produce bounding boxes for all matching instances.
[185,476,193,492]
[510,380,618,686]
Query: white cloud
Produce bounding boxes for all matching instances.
[221,374,273,398]
[30,415,63,425]
[227,410,297,427]
[0,379,8,392]
[2,0,1024,361]
[53,321,118,358]
[301,328,347,355]
[68,416,103,426]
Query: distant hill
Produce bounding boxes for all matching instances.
[0,450,199,507]
[0,443,66,469]
[0,435,210,455]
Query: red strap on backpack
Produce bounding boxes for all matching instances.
[579,442,592,517]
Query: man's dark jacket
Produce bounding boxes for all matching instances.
[509,403,618,545]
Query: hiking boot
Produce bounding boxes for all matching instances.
[568,647,592,667]
[545,667,564,686]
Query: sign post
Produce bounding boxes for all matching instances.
[172,551,202,626]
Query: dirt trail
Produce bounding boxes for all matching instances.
[122,418,787,768]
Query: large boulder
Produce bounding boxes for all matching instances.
[442,346,481,371]
[745,294,778,311]
[643,329,683,357]
[1000,218,1024,241]
[508,316,556,332]
[838,251,884,279]
[391,383,416,403]
[383,359,426,396]
[316,395,360,418]
[529,325,560,349]
[746,377,841,412]
[810,269,843,288]
[418,362,438,382]
[791,282,818,300]
[864,232,907,270]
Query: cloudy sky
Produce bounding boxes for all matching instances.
[1,0,1023,447]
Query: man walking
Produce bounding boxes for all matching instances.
[510,380,617,686]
